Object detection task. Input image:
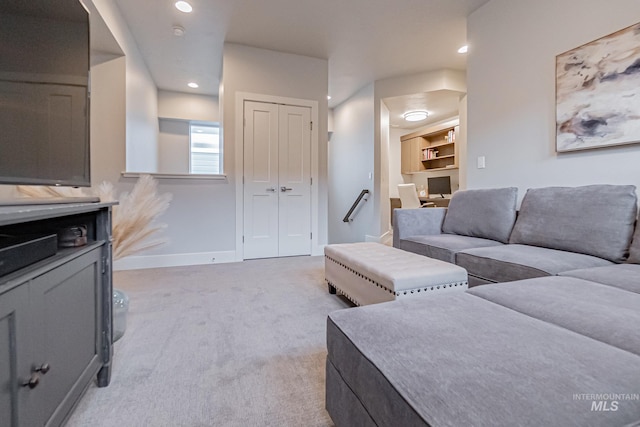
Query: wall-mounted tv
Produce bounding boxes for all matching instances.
[0,0,90,187]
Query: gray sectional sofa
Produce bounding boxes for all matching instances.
[393,185,638,287]
[325,185,640,427]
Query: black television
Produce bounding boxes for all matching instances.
[427,176,451,198]
[0,0,90,187]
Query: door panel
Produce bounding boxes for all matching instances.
[0,285,30,427]
[243,101,279,259]
[278,105,311,256]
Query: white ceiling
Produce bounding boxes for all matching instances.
[112,0,488,119]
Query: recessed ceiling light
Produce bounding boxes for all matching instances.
[403,111,428,122]
[175,1,192,13]
[187,82,199,88]
[327,95,332,100]
[457,45,468,54]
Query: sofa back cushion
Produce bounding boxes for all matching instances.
[441,187,518,243]
[509,185,637,263]
[628,217,640,264]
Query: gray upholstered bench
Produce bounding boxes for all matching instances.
[324,242,468,306]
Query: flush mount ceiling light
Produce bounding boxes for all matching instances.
[187,82,199,88]
[175,1,192,13]
[457,45,468,54]
[403,110,428,122]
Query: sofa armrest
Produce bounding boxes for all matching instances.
[393,207,447,247]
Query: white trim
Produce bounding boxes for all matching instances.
[312,243,326,256]
[113,250,237,271]
[121,172,227,181]
[235,92,320,261]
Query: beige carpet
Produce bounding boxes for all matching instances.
[66,256,350,427]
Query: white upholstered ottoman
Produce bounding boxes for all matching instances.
[325,242,468,306]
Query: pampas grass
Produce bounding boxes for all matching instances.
[16,185,87,198]
[16,175,171,261]
[100,176,171,260]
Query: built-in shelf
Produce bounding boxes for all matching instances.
[401,119,459,174]
[422,154,455,162]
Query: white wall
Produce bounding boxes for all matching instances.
[373,70,466,239]
[90,56,127,186]
[388,128,407,199]
[467,0,640,199]
[222,43,329,256]
[158,90,219,122]
[156,91,219,174]
[158,119,190,174]
[329,84,375,243]
[92,0,158,174]
[89,0,239,269]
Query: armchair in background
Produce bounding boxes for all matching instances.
[397,183,435,208]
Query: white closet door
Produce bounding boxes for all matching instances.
[243,101,311,259]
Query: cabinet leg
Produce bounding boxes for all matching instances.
[328,283,337,294]
[97,364,111,387]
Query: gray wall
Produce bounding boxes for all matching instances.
[328,83,375,243]
[467,0,640,199]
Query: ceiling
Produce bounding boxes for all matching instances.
[112,0,489,125]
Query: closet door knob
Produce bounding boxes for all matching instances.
[280,187,293,192]
[22,373,40,389]
[34,363,50,374]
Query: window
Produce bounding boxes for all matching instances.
[190,123,221,174]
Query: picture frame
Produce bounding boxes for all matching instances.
[556,22,640,152]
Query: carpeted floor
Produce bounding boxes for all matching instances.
[66,256,350,427]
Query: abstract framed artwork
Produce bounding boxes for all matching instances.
[556,22,640,152]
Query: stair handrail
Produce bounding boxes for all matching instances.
[343,189,370,223]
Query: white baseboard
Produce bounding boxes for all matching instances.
[113,250,237,271]
[312,244,326,256]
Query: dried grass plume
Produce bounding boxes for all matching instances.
[17,175,172,261]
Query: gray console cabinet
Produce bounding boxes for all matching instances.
[0,202,114,427]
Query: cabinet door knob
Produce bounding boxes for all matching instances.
[35,363,50,375]
[22,373,40,389]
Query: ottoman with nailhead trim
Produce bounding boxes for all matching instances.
[324,242,468,306]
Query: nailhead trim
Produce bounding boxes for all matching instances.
[325,255,468,298]
[327,279,361,306]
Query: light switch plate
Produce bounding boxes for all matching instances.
[477,156,486,169]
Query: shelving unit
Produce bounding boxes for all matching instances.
[400,119,459,173]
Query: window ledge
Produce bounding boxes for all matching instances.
[121,172,228,182]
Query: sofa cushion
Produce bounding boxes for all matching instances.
[456,244,613,283]
[509,185,637,262]
[560,264,640,294]
[326,293,640,427]
[467,276,640,356]
[398,234,503,263]
[628,218,640,264]
[441,187,518,243]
